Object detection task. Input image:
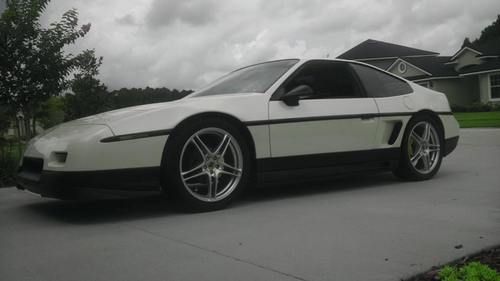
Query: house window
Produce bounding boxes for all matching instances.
[491,74,500,99]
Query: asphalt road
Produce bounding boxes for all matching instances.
[1,129,499,281]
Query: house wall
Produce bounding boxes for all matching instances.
[479,74,490,103]
[479,72,500,103]
[430,77,479,107]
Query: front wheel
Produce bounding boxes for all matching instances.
[393,116,443,181]
[163,118,252,211]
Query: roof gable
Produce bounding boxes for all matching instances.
[450,47,482,61]
[387,58,432,78]
[403,56,459,79]
[337,39,438,60]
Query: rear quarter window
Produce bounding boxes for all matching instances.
[351,63,413,97]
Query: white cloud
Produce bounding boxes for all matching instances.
[38,0,500,90]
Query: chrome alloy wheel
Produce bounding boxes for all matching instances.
[408,121,441,174]
[179,128,243,202]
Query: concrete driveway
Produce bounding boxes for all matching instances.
[1,129,499,281]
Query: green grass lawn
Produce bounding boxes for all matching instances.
[454,111,500,128]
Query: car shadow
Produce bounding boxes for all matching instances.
[21,171,431,225]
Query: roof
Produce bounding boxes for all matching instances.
[450,39,500,60]
[337,39,439,60]
[402,56,458,78]
[459,59,500,75]
[338,38,500,81]
[363,59,397,70]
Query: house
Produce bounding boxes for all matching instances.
[338,39,500,107]
[1,113,43,139]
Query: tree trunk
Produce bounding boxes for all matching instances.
[22,106,36,140]
[15,118,22,157]
[15,118,21,140]
[32,116,37,136]
[22,113,32,140]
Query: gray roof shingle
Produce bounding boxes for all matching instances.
[459,59,500,74]
[337,39,438,60]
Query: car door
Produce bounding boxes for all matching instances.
[268,60,380,162]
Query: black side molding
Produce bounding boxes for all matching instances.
[98,111,454,142]
[101,129,171,143]
[245,111,453,127]
[257,148,400,172]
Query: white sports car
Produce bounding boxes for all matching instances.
[17,58,460,211]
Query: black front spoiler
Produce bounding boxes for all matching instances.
[16,167,162,200]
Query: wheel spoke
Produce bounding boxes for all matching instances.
[221,162,242,177]
[182,163,207,181]
[422,154,431,171]
[411,145,422,157]
[411,131,423,145]
[214,134,231,156]
[423,123,431,142]
[411,152,423,166]
[207,174,218,198]
[191,134,212,156]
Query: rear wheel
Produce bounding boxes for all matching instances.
[163,118,251,211]
[393,115,443,181]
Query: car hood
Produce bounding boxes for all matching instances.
[62,92,269,136]
[68,98,186,125]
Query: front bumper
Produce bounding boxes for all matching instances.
[16,165,162,200]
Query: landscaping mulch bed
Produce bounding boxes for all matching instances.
[405,245,500,281]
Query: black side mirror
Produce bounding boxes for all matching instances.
[282,85,314,106]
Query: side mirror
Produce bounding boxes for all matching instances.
[281,85,314,106]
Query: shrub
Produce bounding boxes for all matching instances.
[0,139,23,187]
[452,102,500,112]
[439,262,500,281]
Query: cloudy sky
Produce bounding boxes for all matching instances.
[35,0,500,90]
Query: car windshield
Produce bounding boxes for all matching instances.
[194,59,299,96]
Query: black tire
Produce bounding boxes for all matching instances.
[162,117,252,212]
[393,114,444,181]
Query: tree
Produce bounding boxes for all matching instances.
[36,96,65,129]
[0,106,11,136]
[473,15,500,45]
[0,0,91,139]
[110,87,192,109]
[64,49,113,120]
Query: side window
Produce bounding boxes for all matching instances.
[282,61,362,99]
[351,63,413,97]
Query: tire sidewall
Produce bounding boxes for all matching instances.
[162,117,252,211]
